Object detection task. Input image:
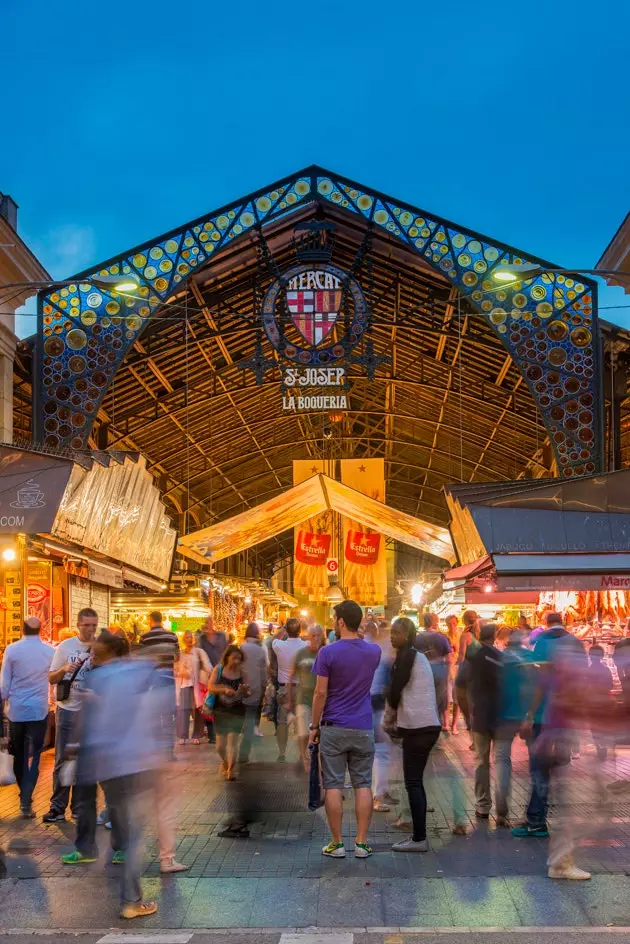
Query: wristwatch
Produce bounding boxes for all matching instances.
[308,723,320,731]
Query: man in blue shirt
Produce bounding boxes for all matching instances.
[0,617,54,817]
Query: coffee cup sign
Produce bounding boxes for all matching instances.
[11,479,46,509]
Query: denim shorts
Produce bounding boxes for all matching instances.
[319,725,375,790]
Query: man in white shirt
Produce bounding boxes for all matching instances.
[43,607,98,823]
[0,617,54,817]
[272,617,307,762]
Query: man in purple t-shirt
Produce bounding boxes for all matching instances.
[310,599,381,859]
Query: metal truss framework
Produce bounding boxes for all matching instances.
[37,167,600,470]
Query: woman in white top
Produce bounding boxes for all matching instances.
[386,617,441,853]
[174,630,212,744]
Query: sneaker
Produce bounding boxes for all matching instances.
[322,841,346,858]
[104,821,112,830]
[160,858,189,873]
[392,837,428,853]
[96,810,109,825]
[548,856,591,880]
[373,798,391,812]
[354,842,372,858]
[254,726,264,737]
[120,900,158,920]
[20,806,35,819]
[511,823,549,838]
[111,850,126,865]
[42,809,65,824]
[277,754,286,764]
[61,850,98,865]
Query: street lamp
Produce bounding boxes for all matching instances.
[492,263,630,285]
[0,273,140,295]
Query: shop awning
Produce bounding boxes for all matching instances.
[0,444,177,583]
[494,553,630,592]
[179,473,455,565]
[443,556,492,586]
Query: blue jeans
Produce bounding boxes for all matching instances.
[526,723,550,828]
[103,772,151,903]
[50,707,78,815]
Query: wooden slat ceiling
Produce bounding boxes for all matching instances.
[15,203,556,573]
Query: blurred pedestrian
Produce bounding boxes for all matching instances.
[208,646,249,780]
[238,623,269,764]
[586,645,613,760]
[77,630,163,918]
[0,617,54,818]
[44,607,98,823]
[197,616,227,745]
[415,612,452,731]
[468,621,502,821]
[272,618,307,763]
[387,617,441,853]
[495,628,535,827]
[452,609,479,737]
[174,630,211,745]
[287,623,326,772]
[61,630,129,866]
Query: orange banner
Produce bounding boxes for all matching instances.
[340,459,387,606]
[293,460,334,602]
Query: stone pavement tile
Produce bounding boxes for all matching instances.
[0,876,122,928]
[504,876,591,925]
[382,877,450,925]
[442,876,521,927]
[318,876,384,927]
[250,877,319,927]
[559,874,630,925]
[131,876,200,929]
[183,877,259,927]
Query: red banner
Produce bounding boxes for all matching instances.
[295,530,331,565]
[345,530,380,565]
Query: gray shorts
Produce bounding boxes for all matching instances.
[319,725,375,790]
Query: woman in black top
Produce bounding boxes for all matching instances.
[208,645,249,780]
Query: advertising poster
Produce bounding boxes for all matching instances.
[26,560,52,641]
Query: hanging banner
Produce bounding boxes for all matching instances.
[293,460,334,602]
[341,458,387,606]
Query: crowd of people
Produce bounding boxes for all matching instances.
[1,601,630,918]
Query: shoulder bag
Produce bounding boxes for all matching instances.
[200,665,222,721]
[56,656,89,703]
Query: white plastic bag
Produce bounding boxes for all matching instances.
[59,758,76,787]
[0,750,16,786]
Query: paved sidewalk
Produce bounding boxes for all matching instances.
[0,722,630,928]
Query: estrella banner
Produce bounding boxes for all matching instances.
[345,530,381,565]
[340,459,387,605]
[293,460,334,602]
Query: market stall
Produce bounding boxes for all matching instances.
[443,469,630,643]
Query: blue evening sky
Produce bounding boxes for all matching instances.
[3,0,629,336]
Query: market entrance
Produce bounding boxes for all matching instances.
[33,167,601,616]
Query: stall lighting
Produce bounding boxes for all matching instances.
[244,595,252,604]
[2,548,16,562]
[300,609,308,617]
[484,583,493,593]
[411,582,424,606]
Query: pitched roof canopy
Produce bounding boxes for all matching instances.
[178,473,455,566]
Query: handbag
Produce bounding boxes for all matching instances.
[59,758,76,787]
[307,742,324,811]
[200,666,222,721]
[56,656,88,703]
[0,750,16,787]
